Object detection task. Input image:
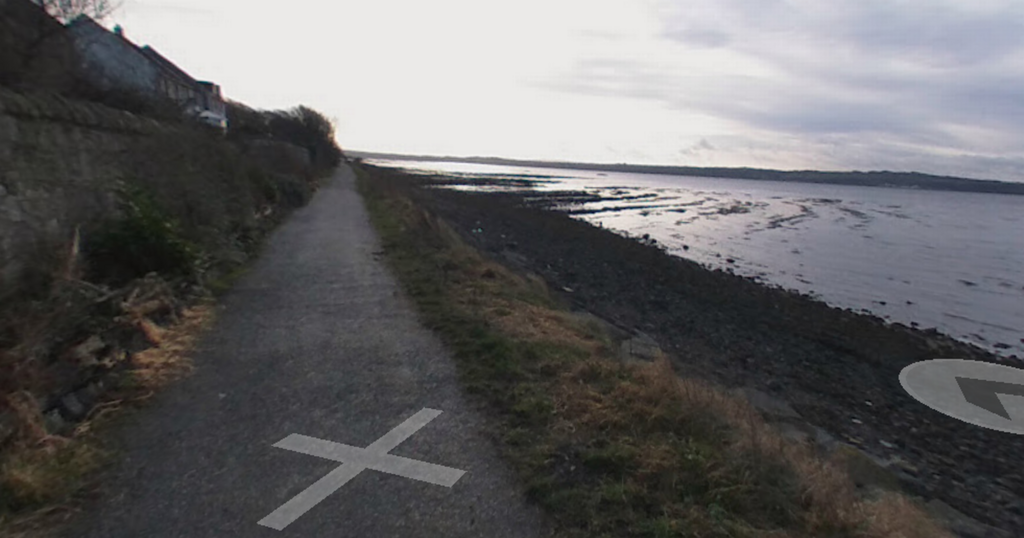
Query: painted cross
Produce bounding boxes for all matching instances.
[258,408,467,531]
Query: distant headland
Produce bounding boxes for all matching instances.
[349,150,1024,196]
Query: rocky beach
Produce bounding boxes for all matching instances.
[365,163,1024,537]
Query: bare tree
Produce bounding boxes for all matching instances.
[34,0,120,23]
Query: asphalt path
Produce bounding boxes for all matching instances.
[68,165,548,538]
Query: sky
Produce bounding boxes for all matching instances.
[108,0,1024,181]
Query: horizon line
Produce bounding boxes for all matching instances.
[345,149,1020,185]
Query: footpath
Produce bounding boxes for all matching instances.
[67,165,548,538]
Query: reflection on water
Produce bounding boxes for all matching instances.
[371,159,1024,359]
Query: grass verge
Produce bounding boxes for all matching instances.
[355,165,951,538]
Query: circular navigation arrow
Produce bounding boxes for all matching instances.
[900,359,1024,435]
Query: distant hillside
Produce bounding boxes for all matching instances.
[349,151,1024,196]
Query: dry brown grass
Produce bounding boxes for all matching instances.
[546,349,950,537]
[128,302,214,393]
[633,360,949,538]
[487,301,607,355]
[0,302,216,537]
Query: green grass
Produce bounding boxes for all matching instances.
[355,164,953,538]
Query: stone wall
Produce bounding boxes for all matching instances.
[0,88,169,293]
[0,87,324,451]
[66,18,160,95]
[0,86,309,300]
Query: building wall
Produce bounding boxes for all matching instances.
[67,19,159,95]
[65,18,226,121]
[196,82,225,116]
[157,75,197,108]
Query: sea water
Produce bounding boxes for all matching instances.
[370,159,1024,359]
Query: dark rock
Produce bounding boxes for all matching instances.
[0,411,16,446]
[619,332,661,362]
[811,426,839,451]
[926,499,1012,538]
[67,334,106,367]
[75,383,100,409]
[43,408,67,434]
[734,388,802,421]
[832,444,903,492]
[59,392,87,421]
[776,422,812,444]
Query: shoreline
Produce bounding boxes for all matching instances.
[364,163,1024,533]
[380,161,1024,362]
[583,223,1022,363]
[351,152,1024,196]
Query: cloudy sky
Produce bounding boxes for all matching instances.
[110,0,1024,181]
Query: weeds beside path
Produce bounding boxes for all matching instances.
[0,300,215,538]
[356,164,951,538]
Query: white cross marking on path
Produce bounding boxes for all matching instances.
[258,408,467,531]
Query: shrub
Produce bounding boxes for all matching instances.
[83,185,199,285]
[225,100,271,140]
[225,101,343,173]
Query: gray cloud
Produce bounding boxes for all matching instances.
[679,137,715,159]
[545,1,1024,180]
[666,27,731,49]
[660,1,1024,67]
[823,5,1024,67]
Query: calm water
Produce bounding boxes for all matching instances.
[370,159,1024,359]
